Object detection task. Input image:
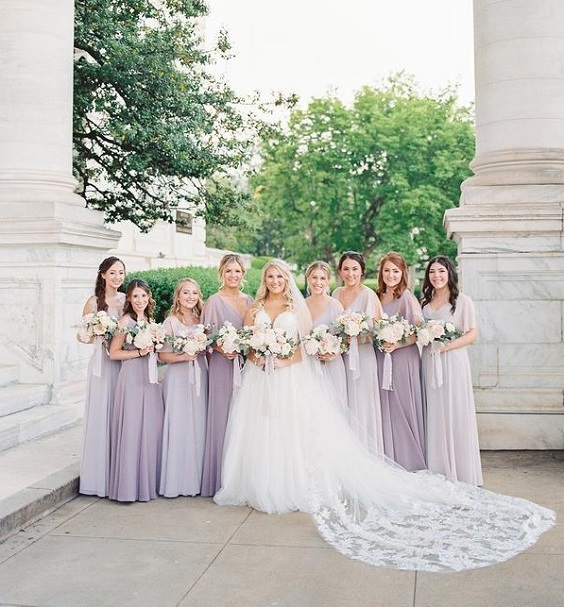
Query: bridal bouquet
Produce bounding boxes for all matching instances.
[239,323,299,373]
[209,321,246,355]
[302,324,343,360]
[373,314,416,390]
[416,319,461,347]
[76,310,119,347]
[331,311,372,353]
[167,324,211,356]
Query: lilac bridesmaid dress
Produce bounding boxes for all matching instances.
[79,298,123,497]
[159,316,208,497]
[375,290,426,471]
[421,293,483,485]
[109,318,164,502]
[310,297,348,417]
[200,292,253,496]
[332,286,384,454]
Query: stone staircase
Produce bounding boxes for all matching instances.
[0,364,82,452]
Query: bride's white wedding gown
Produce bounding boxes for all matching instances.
[214,309,555,572]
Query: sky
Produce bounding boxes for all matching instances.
[205,0,475,108]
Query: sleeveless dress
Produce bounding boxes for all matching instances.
[422,293,483,485]
[200,292,253,496]
[332,286,384,454]
[309,297,348,417]
[109,318,164,502]
[214,309,555,572]
[79,297,123,497]
[375,291,426,471]
[159,316,208,498]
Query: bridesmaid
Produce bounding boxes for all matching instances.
[200,254,253,497]
[159,279,208,498]
[420,255,482,486]
[333,251,384,454]
[375,252,426,471]
[304,261,347,416]
[77,256,125,497]
[108,279,164,502]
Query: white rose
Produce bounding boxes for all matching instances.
[249,333,265,349]
[183,340,200,355]
[417,328,431,346]
[304,339,320,356]
[222,338,239,354]
[429,322,445,339]
[279,342,292,357]
[344,320,361,336]
[378,326,396,343]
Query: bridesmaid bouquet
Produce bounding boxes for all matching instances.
[75,310,120,377]
[76,310,119,348]
[331,311,372,353]
[416,320,461,347]
[125,320,167,384]
[373,314,416,391]
[417,320,462,389]
[168,324,211,356]
[302,324,343,360]
[209,321,246,355]
[125,319,167,351]
[372,314,415,350]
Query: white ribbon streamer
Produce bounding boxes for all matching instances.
[430,341,444,388]
[232,355,242,389]
[265,353,275,375]
[187,358,202,396]
[382,351,393,391]
[92,336,103,377]
[348,336,360,380]
[148,351,158,384]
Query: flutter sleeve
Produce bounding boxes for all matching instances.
[457,293,477,333]
[401,291,424,325]
[159,316,174,353]
[202,294,221,330]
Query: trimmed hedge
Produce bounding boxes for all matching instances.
[125,265,262,323]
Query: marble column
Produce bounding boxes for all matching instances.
[445,0,564,448]
[0,0,120,407]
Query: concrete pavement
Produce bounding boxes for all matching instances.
[0,426,562,607]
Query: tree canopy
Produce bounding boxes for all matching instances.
[73,0,254,231]
[238,75,474,270]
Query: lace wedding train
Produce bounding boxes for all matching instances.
[215,309,556,572]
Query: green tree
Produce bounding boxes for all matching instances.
[74,0,253,231]
[249,74,474,270]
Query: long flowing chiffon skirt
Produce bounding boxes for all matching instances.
[109,357,164,502]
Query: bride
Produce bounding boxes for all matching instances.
[214,259,555,572]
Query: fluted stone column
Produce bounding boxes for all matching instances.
[0,0,120,406]
[445,0,564,448]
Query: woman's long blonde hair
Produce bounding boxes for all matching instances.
[252,259,295,311]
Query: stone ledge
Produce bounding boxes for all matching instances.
[0,462,78,543]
